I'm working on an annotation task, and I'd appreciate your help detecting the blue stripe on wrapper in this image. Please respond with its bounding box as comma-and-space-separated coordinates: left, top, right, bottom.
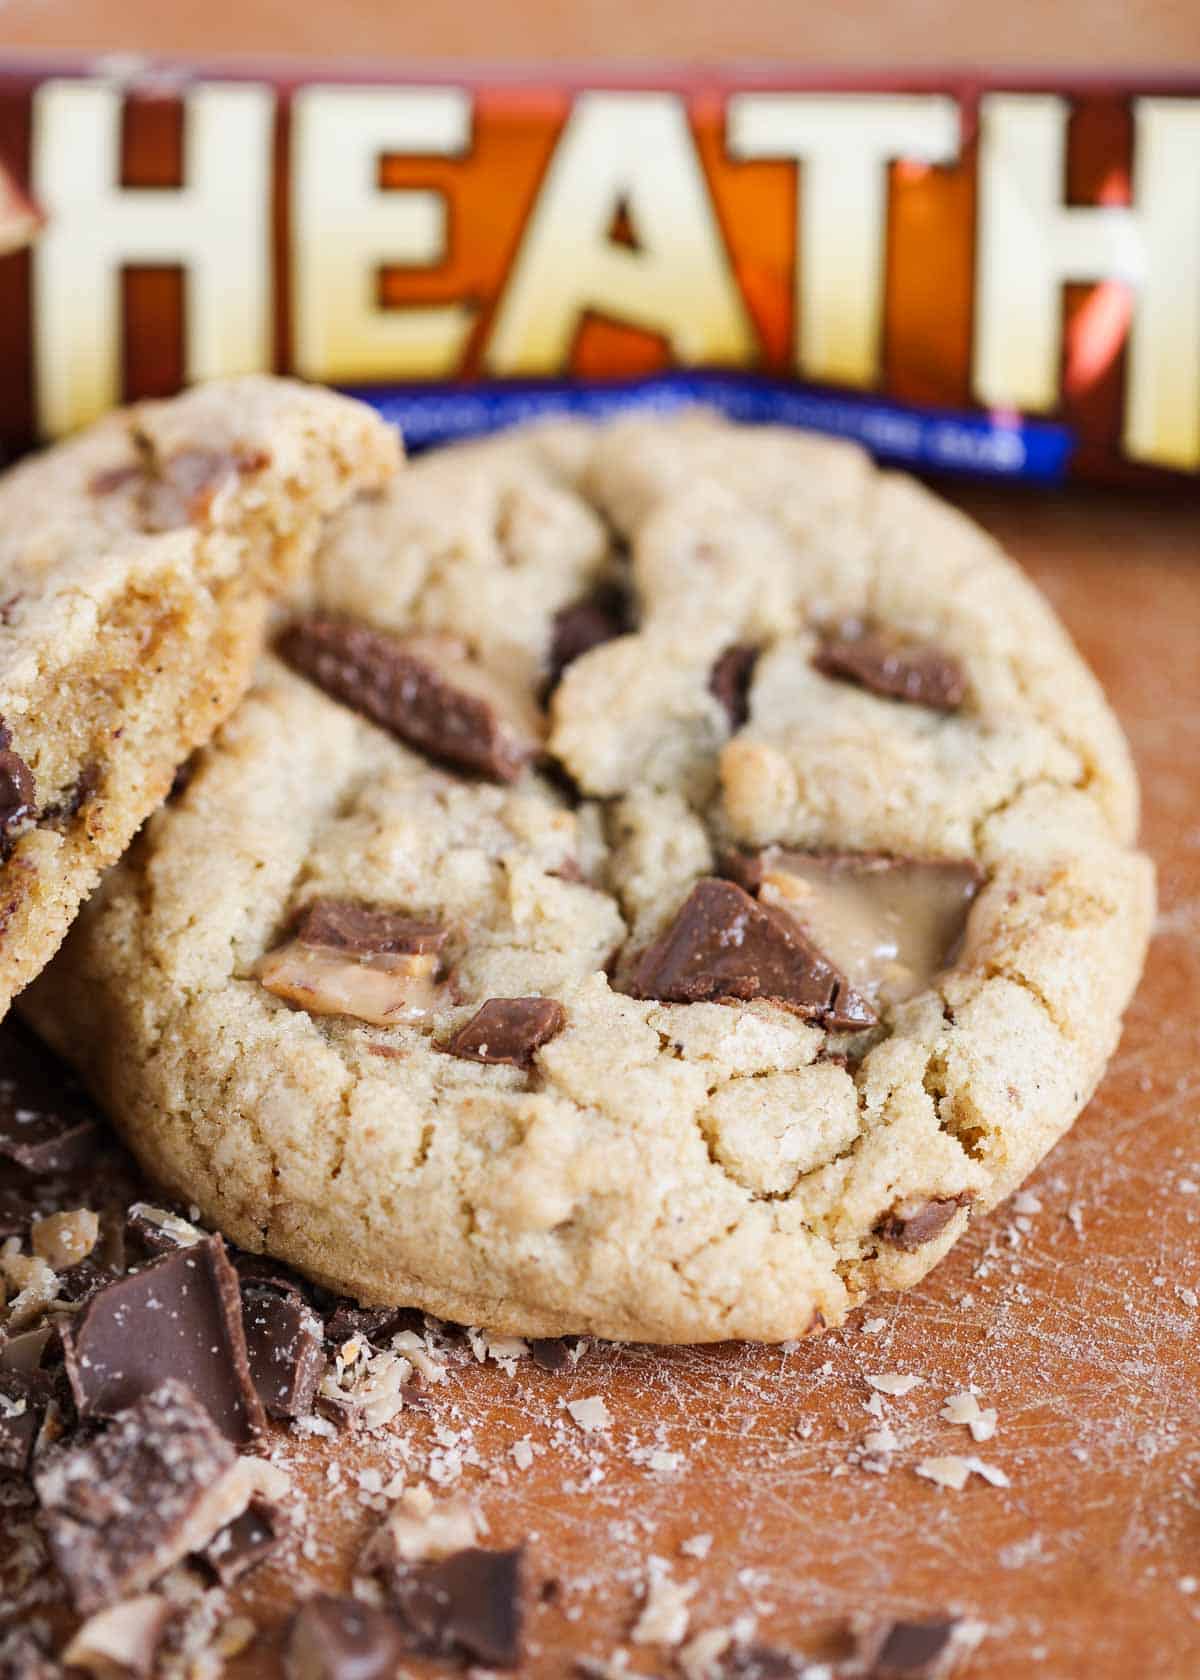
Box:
341, 372, 1075, 483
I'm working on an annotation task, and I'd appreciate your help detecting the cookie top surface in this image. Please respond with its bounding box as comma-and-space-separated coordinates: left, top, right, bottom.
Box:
0, 375, 401, 1019
25, 412, 1154, 1343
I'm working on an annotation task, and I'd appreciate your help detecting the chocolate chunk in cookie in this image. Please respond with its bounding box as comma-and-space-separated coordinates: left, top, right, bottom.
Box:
278, 617, 544, 781
60, 1232, 265, 1444
444, 998, 566, 1069
284, 1596, 407, 1680
241, 1281, 325, 1420
726, 850, 982, 1007
258, 899, 448, 1028
814, 624, 966, 711
875, 1195, 969, 1251
0, 741, 35, 834
385, 1547, 524, 1668
709, 644, 759, 730
92, 446, 272, 532
631, 878, 877, 1031
547, 586, 629, 690
34, 1380, 245, 1613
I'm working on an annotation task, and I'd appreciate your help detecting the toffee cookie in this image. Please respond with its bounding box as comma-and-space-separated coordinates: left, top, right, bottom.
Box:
0, 376, 400, 1017
24, 413, 1154, 1342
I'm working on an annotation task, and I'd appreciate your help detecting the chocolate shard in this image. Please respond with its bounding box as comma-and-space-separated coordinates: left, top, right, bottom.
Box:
0, 1627, 60, 1680
724, 849, 983, 1009
718, 1647, 814, 1679
529, 1338, 572, 1373
546, 586, 629, 690
875, 1196, 969, 1252
387, 1547, 524, 1668
0, 1022, 99, 1174
33, 1380, 244, 1614
294, 899, 446, 956
0, 746, 35, 833
242, 1281, 325, 1421
38, 764, 101, 830
709, 644, 760, 730
60, 1232, 266, 1445
278, 616, 543, 782
855, 1615, 975, 1679
200, 1493, 291, 1587
283, 1595, 407, 1680
630, 878, 878, 1032
0, 1373, 45, 1477
321, 1303, 423, 1351
813, 625, 966, 712
444, 997, 566, 1069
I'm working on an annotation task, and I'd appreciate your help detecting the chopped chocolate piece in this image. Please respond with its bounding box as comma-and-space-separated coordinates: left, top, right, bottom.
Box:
60, 1232, 265, 1445
278, 617, 543, 782
143, 446, 271, 531
719, 1647, 813, 1679
855, 1616, 975, 1678
294, 899, 446, 956
630, 878, 877, 1031
814, 625, 966, 712
734, 849, 983, 1009
709, 644, 759, 730
38, 764, 100, 830
33, 1380, 247, 1614
0, 1377, 44, 1477
201, 1493, 290, 1587
875, 1196, 969, 1251
235, 1252, 309, 1296
0, 746, 35, 832
62, 1594, 173, 1679
284, 1595, 407, 1680
529, 1338, 572, 1373
242, 1282, 325, 1420
0, 1323, 57, 1373
546, 586, 629, 690
444, 997, 566, 1069
0, 1628, 59, 1680
321, 1303, 422, 1350
386, 1547, 524, 1668
0, 1021, 100, 1174
126, 1201, 204, 1256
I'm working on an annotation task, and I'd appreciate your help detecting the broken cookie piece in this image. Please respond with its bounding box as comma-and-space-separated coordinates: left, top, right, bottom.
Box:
813, 623, 966, 712
60, 1232, 265, 1445
443, 997, 566, 1069
257, 899, 448, 1028
630, 878, 877, 1031
725, 849, 982, 1008
34, 1380, 250, 1613
278, 617, 544, 781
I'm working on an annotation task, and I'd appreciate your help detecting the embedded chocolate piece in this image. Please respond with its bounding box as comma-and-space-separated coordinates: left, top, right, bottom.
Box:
91, 447, 270, 531
33, 1380, 245, 1613
547, 587, 629, 688
242, 1282, 325, 1420
529, 1338, 572, 1373
0, 1022, 99, 1174
875, 1196, 969, 1251
386, 1547, 524, 1668
444, 997, 566, 1069
0, 746, 35, 832
729, 849, 983, 1008
278, 617, 543, 781
60, 1232, 265, 1445
284, 1595, 407, 1680
630, 878, 877, 1031
814, 625, 966, 711
294, 899, 446, 956
709, 644, 759, 730
855, 1615, 975, 1678
38, 764, 100, 830
201, 1494, 290, 1587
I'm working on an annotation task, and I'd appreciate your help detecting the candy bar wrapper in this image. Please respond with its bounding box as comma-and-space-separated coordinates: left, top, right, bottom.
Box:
0, 59, 1197, 482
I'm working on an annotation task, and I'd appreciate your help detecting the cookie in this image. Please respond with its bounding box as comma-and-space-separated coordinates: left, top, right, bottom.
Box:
0, 376, 400, 1017
23, 413, 1154, 1343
